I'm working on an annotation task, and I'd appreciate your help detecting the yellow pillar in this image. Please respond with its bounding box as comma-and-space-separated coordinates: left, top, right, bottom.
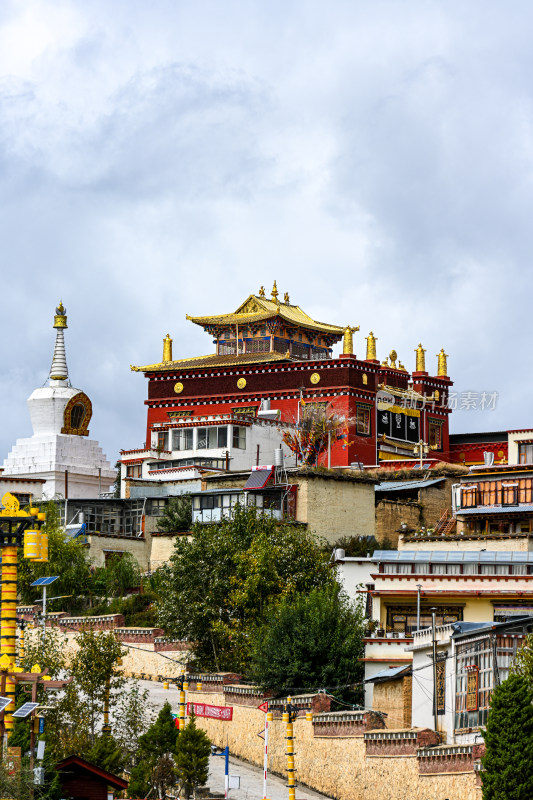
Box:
1, 547, 17, 732
179, 688, 186, 730
284, 706, 296, 800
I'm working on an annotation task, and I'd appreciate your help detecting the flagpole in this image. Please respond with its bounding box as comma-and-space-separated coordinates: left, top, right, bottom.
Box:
263, 708, 269, 800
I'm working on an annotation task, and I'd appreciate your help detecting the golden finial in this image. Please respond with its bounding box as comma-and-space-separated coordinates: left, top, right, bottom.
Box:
284, 292, 290, 303
53, 300, 67, 329
163, 333, 173, 363
271, 281, 279, 302
415, 343, 426, 372
259, 286, 266, 297
366, 332, 377, 361
381, 358, 388, 367
389, 350, 397, 369
398, 361, 407, 371
437, 348, 448, 377
343, 325, 360, 355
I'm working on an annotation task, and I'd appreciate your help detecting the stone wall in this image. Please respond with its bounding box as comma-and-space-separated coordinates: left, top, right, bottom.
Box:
86, 533, 150, 569
188, 687, 481, 800
372, 675, 412, 728
419, 479, 454, 527
375, 499, 420, 546
294, 476, 376, 543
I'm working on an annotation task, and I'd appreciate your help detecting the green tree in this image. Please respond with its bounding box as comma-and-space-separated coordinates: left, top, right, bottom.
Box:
157, 506, 334, 672
103, 552, 141, 597
17, 501, 91, 614
69, 629, 126, 743
113, 682, 154, 768
157, 495, 192, 532
482, 673, 533, 799
85, 732, 126, 775
175, 713, 211, 799
250, 583, 365, 694
128, 701, 179, 798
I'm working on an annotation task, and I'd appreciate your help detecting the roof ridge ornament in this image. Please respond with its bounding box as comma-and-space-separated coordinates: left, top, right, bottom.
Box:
271, 281, 279, 302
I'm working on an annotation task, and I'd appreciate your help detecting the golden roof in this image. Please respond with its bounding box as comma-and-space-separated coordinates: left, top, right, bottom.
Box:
186, 294, 345, 336
131, 351, 290, 373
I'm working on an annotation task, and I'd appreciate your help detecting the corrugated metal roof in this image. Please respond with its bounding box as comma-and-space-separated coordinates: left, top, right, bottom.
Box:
457, 504, 533, 515
375, 478, 445, 492
366, 666, 411, 683
373, 549, 533, 563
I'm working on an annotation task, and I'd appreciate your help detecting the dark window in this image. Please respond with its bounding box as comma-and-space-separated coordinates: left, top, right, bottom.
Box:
70, 403, 85, 429
232, 426, 246, 449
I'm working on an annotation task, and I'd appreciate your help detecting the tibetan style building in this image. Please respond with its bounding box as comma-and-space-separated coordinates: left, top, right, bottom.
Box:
124, 283, 453, 481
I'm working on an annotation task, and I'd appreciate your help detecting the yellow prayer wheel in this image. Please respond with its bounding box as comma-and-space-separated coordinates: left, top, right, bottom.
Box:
30, 508, 39, 516
37, 512, 46, 521
163, 682, 169, 690
196, 681, 202, 691
23, 529, 40, 560
183, 681, 189, 691
306, 711, 313, 721
267, 711, 273, 722
37, 530, 48, 562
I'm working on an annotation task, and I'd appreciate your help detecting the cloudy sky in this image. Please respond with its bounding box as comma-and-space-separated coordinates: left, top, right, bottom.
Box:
1, 0, 532, 466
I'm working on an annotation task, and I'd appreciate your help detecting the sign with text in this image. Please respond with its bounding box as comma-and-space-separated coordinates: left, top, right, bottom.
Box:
187, 702, 233, 721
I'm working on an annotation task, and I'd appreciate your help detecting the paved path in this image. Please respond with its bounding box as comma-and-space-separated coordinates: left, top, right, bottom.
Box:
138, 679, 333, 800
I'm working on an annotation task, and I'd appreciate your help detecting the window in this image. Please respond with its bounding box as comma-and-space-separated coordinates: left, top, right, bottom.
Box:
197, 427, 228, 449
126, 465, 142, 478
246, 339, 270, 354
157, 432, 168, 451
428, 421, 443, 450
519, 443, 533, 464
70, 403, 85, 429
172, 429, 193, 451
232, 426, 246, 449
386, 605, 463, 636
356, 405, 371, 436
148, 499, 167, 516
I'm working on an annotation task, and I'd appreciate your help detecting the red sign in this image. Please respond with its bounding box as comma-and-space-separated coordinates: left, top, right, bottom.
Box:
187, 702, 233, 721
257, 701, 269, 713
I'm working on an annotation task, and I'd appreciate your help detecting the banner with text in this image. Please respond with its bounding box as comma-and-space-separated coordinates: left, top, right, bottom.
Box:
187, 702, 233, 721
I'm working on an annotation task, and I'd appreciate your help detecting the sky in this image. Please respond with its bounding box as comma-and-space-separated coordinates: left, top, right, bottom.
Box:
1, 0, 533, 466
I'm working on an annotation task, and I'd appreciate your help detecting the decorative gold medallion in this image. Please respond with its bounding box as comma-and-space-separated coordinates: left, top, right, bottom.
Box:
174, 382, 184, 394
237, 377, 247, 389
310, 372, 320, 384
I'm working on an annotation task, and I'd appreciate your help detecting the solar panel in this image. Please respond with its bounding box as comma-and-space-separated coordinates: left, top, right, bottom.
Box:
0, 697, 13, 713
31, 577, 59, 587
12, 702, 39, 718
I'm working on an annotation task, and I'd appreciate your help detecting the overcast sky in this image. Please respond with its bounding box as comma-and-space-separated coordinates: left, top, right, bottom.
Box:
1, 0, 532, 466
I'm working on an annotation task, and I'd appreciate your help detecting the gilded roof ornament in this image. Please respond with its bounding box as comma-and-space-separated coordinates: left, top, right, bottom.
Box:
259, 286, 266, 297
389, 350, 398, 369
271, 281, 279, 302
366, 332, 377, 361
415, 343, 426, 373
53, 301, 67, 329
284, 292, 290, 303
163, 333, 173, 363
437, 348, 449, 377
343, 325, 360, 355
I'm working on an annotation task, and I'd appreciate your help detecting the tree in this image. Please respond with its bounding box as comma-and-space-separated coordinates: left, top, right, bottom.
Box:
157, 506, 334, 672
157, 495, 192, 532
85, 732, 126, 775
175, 713, 211, 799
128, 701, 179, 798
482, 673, 533, 799
282, 404, 352, 466
249, 583, 365, 695
113, 682, 154, 769
17, 501, 92, 613
103, 552, 141, 597
69, 629, 126, 743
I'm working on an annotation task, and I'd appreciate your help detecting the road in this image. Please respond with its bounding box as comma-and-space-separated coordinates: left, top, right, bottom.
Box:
139, 679, 333, 800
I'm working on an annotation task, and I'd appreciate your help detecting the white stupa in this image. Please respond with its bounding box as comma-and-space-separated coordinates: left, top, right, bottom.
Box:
2, 303, 116, 499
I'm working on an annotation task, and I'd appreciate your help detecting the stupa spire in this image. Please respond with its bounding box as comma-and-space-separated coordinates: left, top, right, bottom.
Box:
49, 302, 69, 383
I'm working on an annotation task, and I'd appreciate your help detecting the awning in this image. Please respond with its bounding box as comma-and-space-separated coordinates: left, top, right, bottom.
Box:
243, 468, 274, 490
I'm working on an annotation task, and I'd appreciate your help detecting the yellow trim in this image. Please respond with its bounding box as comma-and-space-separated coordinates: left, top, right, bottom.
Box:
377, 403, 420, 418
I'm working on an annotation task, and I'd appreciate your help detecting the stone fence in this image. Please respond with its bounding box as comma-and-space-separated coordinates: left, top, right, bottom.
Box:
186, 685, 483, 800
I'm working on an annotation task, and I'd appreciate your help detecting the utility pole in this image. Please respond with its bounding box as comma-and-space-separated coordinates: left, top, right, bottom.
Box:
431, 607, 438, 733
283, 698, 298, 800
175, 674, 188, 730
416, 584, 422, 631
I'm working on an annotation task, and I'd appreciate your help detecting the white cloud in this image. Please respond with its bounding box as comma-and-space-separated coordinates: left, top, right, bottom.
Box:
1, 0, 533, 463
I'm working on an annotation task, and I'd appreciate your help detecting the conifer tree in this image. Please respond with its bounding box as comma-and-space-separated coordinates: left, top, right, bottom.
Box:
482, 673, 533, 799
175, 713, 211, 799
128, 701, 179, 798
